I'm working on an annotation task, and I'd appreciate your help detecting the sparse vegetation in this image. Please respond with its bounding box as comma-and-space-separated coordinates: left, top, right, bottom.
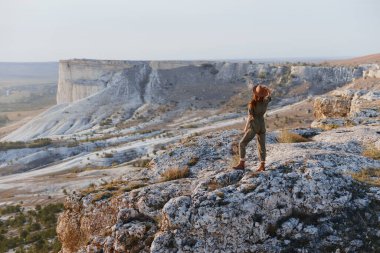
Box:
160, 167, 190, 182
180, 124, 198, 129
66, 140, 79, 147
277, 131, 310, 143
207, 180, 224, 191
123, 181, 146, 192
0, 138, 52, 150
80, 182, 99, 195
103, 152, 114, 158
215, 191, 224, 198
362, 144, 380, 160
322, 124, 340, 130
0, 203, 64, 253
80, 178, 147, 198
132, 159, 151, 168
351, 168, 380, 186
240, 184, 257, 194
258, 72, 266, 79
99, 118, 113, 126
92, 191, 113, 202
187, 156, 199, 166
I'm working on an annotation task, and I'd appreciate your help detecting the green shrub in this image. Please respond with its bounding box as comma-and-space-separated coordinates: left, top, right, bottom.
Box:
0, 203, 63, 253
0, 205, 21, 215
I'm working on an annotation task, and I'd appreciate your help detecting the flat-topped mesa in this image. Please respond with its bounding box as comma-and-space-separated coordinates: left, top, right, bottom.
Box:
57, 59, 365, 104
56, 59, 257, 104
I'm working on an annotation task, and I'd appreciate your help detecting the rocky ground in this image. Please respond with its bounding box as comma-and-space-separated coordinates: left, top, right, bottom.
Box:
57, 104, 380, 252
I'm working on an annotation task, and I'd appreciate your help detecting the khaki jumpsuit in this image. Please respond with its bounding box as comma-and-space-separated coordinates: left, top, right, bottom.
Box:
239, 95, 271, 162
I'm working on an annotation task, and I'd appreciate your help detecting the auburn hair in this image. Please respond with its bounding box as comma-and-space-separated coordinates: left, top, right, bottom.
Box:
248, 85, 264, 111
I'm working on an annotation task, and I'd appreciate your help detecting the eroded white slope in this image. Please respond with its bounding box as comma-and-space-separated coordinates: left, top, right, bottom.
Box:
2, 60, 363, 141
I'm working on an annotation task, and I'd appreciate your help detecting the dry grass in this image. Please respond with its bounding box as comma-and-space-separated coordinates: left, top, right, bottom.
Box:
240, 183, 257, 194
160, 167, 190, 182
277, 131, 310, 143
187, 156, 199, 166
80, 183, 99, 195
207, 180, 224, 191
351, 168, 380, 186
131, 159, 152, 168
123, 181, 147, 192
215, 191, 224, 198
321, 124, 340, 131
92, 192, 113, 202
362, 144, 380, 160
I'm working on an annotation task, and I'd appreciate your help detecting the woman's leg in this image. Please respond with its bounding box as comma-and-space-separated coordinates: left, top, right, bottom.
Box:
256, 132, 266, 162
239, 128, 256, 160
256, 132, 266, 171
233, 128, 256, 170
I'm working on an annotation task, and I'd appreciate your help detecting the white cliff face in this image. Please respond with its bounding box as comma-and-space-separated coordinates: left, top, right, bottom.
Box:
2, 60, 363, 141
57, 60, 134, 104
290, 66, 361, 89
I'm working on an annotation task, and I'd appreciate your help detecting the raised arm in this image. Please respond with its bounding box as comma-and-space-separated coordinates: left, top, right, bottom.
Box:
264, 87, 272, 102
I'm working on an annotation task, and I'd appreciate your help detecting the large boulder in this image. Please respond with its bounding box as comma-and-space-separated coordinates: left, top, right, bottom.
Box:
312, 89, 380, 128
313, 90, 354, 119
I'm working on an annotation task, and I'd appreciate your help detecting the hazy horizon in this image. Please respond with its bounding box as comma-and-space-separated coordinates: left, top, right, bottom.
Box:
0, 55, 374, 64
1, 0, 379, 62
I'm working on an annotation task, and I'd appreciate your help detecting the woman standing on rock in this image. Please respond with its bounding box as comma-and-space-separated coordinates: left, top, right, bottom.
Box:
233, 84, 272, 171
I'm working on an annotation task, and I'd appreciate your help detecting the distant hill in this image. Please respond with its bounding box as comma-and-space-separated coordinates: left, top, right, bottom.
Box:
327, 53, 380, 66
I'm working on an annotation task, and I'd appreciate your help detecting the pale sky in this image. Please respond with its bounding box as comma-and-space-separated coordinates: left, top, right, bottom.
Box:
0, 0, 379, 62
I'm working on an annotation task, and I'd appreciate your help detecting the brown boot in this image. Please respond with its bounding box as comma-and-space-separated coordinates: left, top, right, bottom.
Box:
256, 162, 265, 172
232, 160, 245, 170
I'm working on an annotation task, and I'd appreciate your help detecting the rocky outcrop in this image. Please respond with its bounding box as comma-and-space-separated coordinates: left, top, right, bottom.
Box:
313, 91, 353, 119
2, 60, 363, 141
312, 89, 380, 128
362, 64, 380, 78
57, 124, 380, 252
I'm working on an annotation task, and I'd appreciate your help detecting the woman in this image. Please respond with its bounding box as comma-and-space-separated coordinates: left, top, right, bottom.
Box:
232, 84, 272, 172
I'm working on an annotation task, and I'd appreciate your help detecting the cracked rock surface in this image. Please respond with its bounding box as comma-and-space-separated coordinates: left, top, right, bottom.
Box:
57, 123, 380, 252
